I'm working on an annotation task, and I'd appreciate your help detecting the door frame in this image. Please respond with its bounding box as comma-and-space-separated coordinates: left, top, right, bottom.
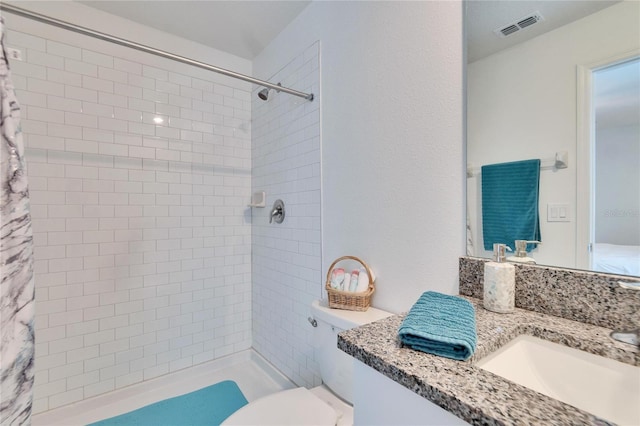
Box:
576, 49, 640, 270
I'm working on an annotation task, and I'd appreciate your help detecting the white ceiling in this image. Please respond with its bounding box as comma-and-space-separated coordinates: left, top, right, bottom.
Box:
78, 0, 311, 60
79, 1, 622, 63
78, 0, 636, 128
466, 0, 621, 63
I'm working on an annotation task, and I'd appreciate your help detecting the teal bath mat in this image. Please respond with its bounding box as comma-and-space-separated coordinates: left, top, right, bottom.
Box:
88, 380, 248, 426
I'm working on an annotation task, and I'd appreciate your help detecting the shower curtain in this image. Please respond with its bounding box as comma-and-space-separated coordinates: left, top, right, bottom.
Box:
0, 17, 36, 426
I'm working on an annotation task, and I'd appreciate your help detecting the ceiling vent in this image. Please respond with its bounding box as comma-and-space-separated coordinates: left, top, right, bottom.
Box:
495, 12, 545, 38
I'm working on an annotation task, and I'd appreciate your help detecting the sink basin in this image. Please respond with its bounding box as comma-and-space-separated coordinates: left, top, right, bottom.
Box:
476, 335, 640, 425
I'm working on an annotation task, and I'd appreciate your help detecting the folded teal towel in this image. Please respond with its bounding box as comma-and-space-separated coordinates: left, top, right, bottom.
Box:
481, 159, 541, 251
398, 291, 477, 361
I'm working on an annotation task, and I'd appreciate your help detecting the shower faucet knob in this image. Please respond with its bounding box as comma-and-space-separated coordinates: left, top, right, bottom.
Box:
269, 199, 285, 224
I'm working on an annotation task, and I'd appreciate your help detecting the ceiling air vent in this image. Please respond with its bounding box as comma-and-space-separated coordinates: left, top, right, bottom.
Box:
495, 11, 545, 38
500, 25, 520, 37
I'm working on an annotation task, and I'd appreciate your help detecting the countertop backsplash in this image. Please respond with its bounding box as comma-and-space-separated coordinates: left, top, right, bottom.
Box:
459, 256, 640, 330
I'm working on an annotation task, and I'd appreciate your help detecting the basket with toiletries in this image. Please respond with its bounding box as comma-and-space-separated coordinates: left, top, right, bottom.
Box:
325, 255, 375, 311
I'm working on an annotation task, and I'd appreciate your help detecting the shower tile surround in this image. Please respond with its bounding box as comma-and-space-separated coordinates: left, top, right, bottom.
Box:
5, 24, 253, 412
251, 42, 322, 388
338, 258, 640, 424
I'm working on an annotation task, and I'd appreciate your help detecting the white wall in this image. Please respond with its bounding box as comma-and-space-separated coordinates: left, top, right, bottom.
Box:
6, 0, 466, 408
251, 42, 321, 388
595, 125, 640, 245
4, 2, 253, 412
255, 1, 465, 317
467, 1, 640, 267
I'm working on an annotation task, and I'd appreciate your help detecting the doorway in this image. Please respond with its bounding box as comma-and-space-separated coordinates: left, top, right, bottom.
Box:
577, 53, 640, 275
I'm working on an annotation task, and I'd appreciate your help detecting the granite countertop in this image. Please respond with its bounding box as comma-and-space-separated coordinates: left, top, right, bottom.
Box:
337, 297, 639, 426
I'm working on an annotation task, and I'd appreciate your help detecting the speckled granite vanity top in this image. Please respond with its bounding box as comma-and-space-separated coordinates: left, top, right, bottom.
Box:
338, 297, 639, 426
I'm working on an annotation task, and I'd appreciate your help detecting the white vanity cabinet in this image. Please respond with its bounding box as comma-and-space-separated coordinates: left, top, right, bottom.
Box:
353, 360, 470, 426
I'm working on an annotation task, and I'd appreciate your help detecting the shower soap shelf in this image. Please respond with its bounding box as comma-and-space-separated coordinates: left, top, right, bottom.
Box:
248, 191, 266, 208
325, 255, 375, 312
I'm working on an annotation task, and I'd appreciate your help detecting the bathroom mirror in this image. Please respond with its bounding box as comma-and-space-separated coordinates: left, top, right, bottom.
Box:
465, 0, 640, 277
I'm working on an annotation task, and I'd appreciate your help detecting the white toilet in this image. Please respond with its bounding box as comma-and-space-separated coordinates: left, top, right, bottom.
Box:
222, 299, 392, 425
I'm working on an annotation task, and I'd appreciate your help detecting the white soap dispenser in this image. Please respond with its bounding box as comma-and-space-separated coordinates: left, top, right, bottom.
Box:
484, 243, 515, 314
506, 240, 540, 264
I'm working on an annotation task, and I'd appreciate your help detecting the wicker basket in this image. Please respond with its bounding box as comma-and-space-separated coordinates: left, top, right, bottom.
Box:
325, 255, 375, 311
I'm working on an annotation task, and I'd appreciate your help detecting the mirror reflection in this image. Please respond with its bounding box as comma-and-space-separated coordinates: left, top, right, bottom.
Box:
466, 0, 640, 276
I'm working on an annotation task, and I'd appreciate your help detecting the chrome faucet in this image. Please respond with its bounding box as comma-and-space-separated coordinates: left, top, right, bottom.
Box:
610, 281, 640, 347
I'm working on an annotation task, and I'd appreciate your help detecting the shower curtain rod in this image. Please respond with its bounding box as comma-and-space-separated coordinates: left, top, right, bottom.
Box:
0, 3, 314, 101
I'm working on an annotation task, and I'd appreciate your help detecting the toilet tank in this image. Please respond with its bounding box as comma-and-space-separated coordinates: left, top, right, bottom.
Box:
311, 300, 392, 404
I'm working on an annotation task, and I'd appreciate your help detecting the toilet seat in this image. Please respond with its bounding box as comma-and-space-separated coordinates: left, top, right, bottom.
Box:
221, 387, 339, 425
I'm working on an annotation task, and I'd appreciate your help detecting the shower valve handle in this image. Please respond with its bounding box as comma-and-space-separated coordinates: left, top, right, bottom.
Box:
269, 199, 285, 224
269, 207, 281, 223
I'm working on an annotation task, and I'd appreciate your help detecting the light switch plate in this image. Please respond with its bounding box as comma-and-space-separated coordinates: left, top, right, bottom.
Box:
547, 203, 570, 222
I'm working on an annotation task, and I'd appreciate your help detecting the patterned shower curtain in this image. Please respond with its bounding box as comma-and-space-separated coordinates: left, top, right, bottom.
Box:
0, 16, 36, 426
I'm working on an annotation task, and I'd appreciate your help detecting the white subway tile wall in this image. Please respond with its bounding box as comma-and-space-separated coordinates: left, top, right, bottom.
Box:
251, 42, 322, 387
6, 26, 252, 412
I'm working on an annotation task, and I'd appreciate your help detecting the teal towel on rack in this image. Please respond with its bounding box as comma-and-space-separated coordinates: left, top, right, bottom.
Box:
481, 159, 541, 251
398, 292, 477, 361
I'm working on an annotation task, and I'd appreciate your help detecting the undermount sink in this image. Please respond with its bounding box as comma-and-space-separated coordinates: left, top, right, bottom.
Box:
476, 335, 640, 425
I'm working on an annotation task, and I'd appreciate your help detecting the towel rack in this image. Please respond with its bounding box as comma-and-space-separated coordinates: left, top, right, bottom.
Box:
466, 151, 568, 178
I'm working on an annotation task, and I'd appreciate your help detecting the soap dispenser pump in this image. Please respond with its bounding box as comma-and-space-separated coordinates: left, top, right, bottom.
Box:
507, 240, 541, 264
484, 243, 515, 314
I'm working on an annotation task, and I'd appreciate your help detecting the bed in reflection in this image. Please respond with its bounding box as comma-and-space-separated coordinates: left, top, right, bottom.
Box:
592, 243, 640, 276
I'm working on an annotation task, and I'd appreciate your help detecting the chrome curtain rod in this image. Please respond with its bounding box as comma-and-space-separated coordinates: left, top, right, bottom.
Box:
0, 3, 314, 101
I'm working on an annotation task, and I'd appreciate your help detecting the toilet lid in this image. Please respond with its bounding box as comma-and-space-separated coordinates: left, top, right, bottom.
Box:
221, 387, 338, 426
